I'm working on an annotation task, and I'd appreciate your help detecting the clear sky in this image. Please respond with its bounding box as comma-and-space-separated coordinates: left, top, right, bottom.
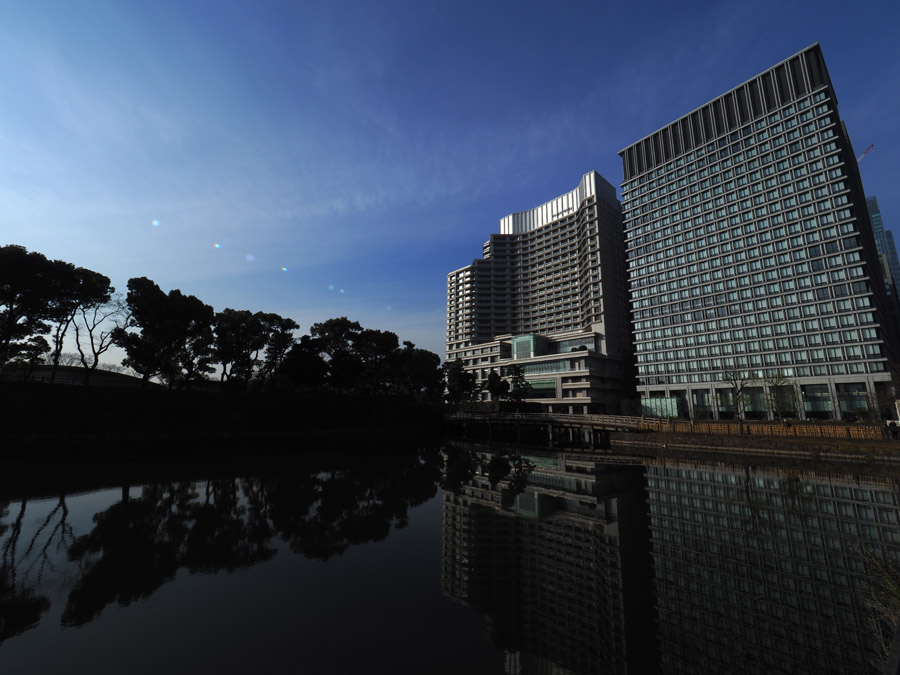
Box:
1, 0, 897, 360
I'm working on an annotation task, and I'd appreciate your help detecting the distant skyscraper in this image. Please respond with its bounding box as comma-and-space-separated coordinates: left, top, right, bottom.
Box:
619, 44, 896, 420
886, 231, 900, 294
446, 171, 632, 413
867, 196, 900, 289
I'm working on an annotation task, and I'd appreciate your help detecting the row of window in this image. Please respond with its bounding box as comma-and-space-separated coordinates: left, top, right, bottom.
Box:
634, 298, 874, 332
638, 316, 879, 346
638, 327, 880, 357
625, 124, 838, 215
626, 140, 842, 232
638, 346, 881, 373
626, 139, 845, 231
637, 309, 878, 344
622, 91, 831, 196
633, 242, 861, 300
628, 205, 854, 276
638, 361, 886, 385
638, 341, 883, 365
624, 126, 839, 217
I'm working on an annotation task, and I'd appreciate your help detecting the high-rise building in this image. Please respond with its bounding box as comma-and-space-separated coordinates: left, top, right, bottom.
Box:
885, 231, 900, 292
866, 196, 900, 290
446, 171, 632, 413
864, 196, 900, 336
619, 44, 896, 420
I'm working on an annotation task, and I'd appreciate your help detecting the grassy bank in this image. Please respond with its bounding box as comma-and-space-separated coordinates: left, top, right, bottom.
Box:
0, 382, 442, 456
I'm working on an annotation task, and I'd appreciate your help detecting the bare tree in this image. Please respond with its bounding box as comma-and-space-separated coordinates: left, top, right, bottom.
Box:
764, 370, 796, 422
46, 267, 113, 384
74, 294, 129, 385
722, 369, 752, 422
42, 352, 81, 367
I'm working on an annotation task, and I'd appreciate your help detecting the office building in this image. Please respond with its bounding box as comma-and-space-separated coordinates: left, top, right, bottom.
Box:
446, 171, 632, 413
619, 44, 896, 420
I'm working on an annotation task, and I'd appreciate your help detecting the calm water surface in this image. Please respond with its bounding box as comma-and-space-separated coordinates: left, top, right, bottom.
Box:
2, 447, 899, 674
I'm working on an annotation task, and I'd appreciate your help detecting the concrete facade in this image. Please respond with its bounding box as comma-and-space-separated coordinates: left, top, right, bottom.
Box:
446, 171, 633, 413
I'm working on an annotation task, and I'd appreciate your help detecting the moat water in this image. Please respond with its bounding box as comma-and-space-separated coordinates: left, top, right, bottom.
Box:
1, 446, 898, 674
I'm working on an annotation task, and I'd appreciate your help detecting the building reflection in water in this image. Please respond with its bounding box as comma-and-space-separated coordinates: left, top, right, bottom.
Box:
441, 448, 657, 674
440, 445, 900, 675
646, 462, 900, 675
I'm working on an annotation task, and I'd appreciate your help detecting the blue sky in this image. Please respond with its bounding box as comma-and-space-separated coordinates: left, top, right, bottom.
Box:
2, 0, 898, 359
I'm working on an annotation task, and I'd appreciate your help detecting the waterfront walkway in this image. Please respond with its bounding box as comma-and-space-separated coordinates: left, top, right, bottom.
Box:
448, 412, 887, 441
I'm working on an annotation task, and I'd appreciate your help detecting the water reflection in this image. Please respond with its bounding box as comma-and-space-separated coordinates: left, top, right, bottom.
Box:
0, 451, 441, 644
441, 445, 900, 674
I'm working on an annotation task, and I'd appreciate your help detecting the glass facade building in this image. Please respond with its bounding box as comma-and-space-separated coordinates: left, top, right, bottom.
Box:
866, 195, 900, 295
618, 44, 897, 420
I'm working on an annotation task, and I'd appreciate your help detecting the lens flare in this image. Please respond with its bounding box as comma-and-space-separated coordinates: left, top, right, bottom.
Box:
152, 219, 160, 227
281, 266, 288, 272
214, 243, 222, 249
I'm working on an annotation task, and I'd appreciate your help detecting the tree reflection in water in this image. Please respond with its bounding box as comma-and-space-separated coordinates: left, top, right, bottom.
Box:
0, 449, 441, 639
1, 495, 70, 643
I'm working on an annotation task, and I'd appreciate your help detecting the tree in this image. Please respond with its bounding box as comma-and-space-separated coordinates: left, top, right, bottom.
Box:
212, 310, 299, 388
256, 313, 299, 384
74, 294, 129, 385
213, 309, 268, 386
764, 370, 796, 421
0, 247, 111, 379
46, 267, 113, 384
168, 291, 215, 387
722, 369, 752, 421
281, 335, 328, 390
0, 246, 63, 367
443, 359, 476, 404
3, 336, 50, 381
506, 364, 531, 403
43, 351, 81, 367
352, 327, 399, 394
309, 317, 362, 359
309, 317, 364, 393
485, 368, 509, 401
386, 341, 443, 403
113, 278, 215, 388
487, 455, 512, 488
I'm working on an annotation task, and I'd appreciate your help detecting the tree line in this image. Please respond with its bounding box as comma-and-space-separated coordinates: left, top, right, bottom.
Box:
0, 245, 442, 400
443, 360, 531, 404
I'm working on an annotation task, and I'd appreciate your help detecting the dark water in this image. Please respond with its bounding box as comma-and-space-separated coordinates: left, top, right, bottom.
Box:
2, 447, 899, 674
